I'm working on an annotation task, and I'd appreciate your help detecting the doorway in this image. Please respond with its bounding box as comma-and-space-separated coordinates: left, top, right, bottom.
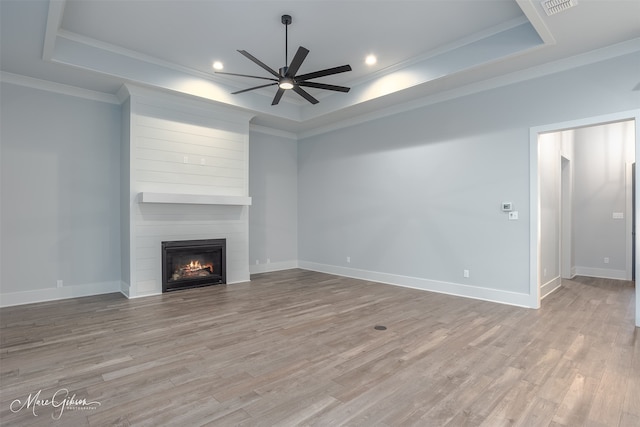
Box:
529, 110, 640, 328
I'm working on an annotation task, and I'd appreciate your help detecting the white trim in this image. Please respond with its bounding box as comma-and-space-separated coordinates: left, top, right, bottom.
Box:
120, 281, 130, 298
0, 72, 120, 104
0, 281, 122, 307
541, 276, 562, 299
574, 267, 628, 281
139, 192, 252, 206
298, 261, 532, 308
125, 291, 160, 299
250, 260, 299, 275
529, 126, 541, 308
626, 162, 634, 281
250, 124, 298, 140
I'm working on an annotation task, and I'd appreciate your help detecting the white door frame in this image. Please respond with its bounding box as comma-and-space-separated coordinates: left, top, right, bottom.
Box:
529, 109, 640, 327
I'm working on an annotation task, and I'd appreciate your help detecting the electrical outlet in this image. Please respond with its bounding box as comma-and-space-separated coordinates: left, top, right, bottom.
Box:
267, 258, 271, 264
463, 269, 469, 278
255, 260, 259, 265
604, 257, 610, 264
183, 156, 188, 164
508, 211, 519, 220
57, 280, 63, 288
347, 256, 351, 263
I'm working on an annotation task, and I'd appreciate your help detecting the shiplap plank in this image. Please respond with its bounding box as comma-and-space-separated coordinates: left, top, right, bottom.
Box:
136, 138, 245, 160
135, 159, 245, 179
135, 128, 245, 151
136, 170, 244, 188
134, 148, 244, 169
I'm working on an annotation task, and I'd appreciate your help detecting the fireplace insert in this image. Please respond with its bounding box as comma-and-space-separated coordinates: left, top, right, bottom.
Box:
161, 239, 226, 292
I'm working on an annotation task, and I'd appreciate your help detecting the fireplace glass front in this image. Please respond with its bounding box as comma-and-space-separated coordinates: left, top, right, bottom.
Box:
162, 239, 226, 292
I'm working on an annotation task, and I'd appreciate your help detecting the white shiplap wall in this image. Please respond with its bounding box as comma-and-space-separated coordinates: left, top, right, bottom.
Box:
120, 85, 254, 297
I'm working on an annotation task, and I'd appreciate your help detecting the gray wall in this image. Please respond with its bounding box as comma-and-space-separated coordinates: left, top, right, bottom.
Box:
298, 51, 640, 302
0, 83, 121, 299
573, 121, 635, 278
538, 131, 562, 288
249, 129, 298, 273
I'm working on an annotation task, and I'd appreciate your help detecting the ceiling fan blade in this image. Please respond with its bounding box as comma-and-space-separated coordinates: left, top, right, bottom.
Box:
272, 88, 285, 105
286, 46, 309, 77
293, 86, 319, 104
232, 82, 278, 95
296, 65, 352, 81
238, 50, 280, 78
298, 81, 350, 93
215, 71, 278, 82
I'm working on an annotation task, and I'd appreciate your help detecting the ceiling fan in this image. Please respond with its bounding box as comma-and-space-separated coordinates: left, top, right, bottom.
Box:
216, 14, 352, 106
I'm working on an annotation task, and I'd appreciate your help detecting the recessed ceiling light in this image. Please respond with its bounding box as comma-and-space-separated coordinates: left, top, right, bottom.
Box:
365, 55, 377, 66
212, 61, 224, 70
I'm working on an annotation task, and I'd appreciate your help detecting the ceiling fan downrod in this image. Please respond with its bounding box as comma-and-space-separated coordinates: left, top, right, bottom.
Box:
282, 14, 292, 76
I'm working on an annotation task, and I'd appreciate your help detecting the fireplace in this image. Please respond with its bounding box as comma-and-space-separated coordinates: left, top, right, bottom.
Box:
162, 239, 226, 292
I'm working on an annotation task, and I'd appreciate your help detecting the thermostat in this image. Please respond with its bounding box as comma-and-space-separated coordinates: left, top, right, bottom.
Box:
501, 202, 513, 212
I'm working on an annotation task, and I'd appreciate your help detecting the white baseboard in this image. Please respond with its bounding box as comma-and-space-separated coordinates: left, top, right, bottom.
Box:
0, 281, 122, 307
574, 266, 627, 280
250, 260, 299, 275
298, 261, 533, 308
541, 276, 562, 299
120, 280, 130, 298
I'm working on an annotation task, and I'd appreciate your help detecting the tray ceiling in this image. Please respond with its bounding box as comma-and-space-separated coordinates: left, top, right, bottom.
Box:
1, 0, 639, 133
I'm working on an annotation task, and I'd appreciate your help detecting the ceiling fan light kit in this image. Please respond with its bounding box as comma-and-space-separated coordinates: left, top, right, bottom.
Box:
216, 14, 352, 105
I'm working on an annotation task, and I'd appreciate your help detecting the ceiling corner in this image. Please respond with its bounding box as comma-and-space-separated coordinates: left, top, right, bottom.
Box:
515, 0, 556, 45
43, 0, 66, 61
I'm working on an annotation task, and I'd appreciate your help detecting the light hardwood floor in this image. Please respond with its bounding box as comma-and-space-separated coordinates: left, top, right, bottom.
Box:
1, 270, 638, 426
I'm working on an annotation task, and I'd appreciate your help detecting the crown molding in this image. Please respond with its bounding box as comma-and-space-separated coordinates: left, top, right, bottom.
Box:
250, 124, 298, 140
298, 38, 640, 139
0, 71, 119, 104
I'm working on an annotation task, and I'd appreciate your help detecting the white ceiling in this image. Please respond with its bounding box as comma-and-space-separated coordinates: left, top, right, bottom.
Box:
1, 0, 639, 133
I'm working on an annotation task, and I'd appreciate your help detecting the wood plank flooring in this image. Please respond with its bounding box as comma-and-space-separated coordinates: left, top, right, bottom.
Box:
0, 270, 637, 426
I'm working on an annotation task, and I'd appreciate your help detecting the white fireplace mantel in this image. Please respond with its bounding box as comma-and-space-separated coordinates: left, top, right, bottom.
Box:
139, 192, 252, 206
